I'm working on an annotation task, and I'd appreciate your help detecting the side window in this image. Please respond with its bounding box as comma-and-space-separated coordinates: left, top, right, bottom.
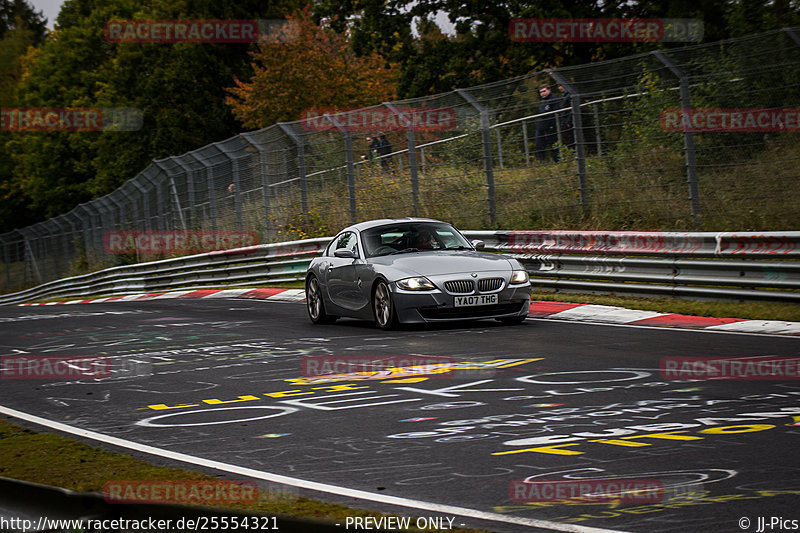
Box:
334, 232, 359, 257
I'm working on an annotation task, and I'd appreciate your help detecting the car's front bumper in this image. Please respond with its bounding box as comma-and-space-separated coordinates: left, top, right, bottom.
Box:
391, 282, 531, 324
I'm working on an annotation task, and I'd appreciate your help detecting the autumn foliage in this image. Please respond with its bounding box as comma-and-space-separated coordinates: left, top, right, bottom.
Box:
226, 7, 398, 129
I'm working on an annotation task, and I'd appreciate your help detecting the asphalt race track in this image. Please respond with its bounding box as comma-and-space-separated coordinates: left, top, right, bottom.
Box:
1, 298, 799, 532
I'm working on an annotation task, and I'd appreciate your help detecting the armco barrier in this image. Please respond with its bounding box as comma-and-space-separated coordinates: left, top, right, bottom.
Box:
0, 231, 798, 306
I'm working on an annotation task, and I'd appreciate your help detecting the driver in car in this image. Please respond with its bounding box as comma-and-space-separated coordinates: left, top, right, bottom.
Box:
414, 229, 436, 250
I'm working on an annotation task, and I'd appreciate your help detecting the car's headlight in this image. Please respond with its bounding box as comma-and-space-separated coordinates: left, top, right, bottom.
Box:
396, 277, 436, 290
510, 270, 529, 284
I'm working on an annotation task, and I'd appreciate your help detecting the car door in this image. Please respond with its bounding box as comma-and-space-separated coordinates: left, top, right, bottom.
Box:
325, 232, 364, 310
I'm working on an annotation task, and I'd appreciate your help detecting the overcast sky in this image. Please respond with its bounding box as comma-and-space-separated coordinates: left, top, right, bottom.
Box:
29, 0, 63, 28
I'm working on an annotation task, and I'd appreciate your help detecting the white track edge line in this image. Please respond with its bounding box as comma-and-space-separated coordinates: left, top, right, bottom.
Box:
0, 405, 627, 533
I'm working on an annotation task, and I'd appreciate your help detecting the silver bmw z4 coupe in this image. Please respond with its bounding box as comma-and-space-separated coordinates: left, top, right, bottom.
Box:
304, 218, 531, 329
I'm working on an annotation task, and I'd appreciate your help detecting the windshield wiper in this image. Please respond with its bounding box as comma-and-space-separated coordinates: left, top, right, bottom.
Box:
444, 246, 471, 250
391, 247, 420, 254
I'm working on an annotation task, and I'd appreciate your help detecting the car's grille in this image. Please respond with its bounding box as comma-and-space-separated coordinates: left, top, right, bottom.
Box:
478, 278, 503, 292
444, 280, 474, 294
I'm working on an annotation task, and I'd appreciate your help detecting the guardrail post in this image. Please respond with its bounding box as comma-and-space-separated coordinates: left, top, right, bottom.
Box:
455, 88, 496, 225
653, 51, 701, 227
384, 102, 420, 216
547, 70, 589, 212
278, 123, 309, 216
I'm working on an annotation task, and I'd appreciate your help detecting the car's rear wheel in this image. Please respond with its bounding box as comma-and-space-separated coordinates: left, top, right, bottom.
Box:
373, 279, 397, 330
306, 275, 336, 324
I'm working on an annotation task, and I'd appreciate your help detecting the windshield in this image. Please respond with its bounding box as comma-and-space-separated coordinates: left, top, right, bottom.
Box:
361, 222, 473, 257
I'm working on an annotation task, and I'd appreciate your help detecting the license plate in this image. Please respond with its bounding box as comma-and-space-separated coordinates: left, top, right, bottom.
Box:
454, 294, 498, 307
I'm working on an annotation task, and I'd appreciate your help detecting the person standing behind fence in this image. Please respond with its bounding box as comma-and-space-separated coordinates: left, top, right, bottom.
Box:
361, 135, 382, 162
535, 85, 559, 162
377, 133, 393, 170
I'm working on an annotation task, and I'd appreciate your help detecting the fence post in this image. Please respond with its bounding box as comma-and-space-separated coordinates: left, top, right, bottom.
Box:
187, 151, 218, 231
169, 156, 197, 230
593, 103, 602, 155
319, 114, 358, 224
522, 120, 530, 165
0, 235, 9, 291
547, 70, 589, 211
240, 132, 273, 238
153, 160, 188, 233
455, 88, 496, 225
384, 102, 420, 217
653, 50, 701, 226
278, 123, 309, 216
213, 143, 244, 230
495, 129, 504, 169
62, 212, 82, 270
783, 27, 800, 46
139, 165, 166, 232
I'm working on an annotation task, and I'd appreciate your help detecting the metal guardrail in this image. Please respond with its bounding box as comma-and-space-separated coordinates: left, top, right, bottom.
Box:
471, 230, 800, 302
0, 231, 798, 306
0, 238, 328, 306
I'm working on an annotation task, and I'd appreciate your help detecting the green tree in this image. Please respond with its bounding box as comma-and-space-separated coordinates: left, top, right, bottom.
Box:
226, 7, 398, 129
0, 0, 45, 231
3, 0, 304, 229
0, 0, 46, 43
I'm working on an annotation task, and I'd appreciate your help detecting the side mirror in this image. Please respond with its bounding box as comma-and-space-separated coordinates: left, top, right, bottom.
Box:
334, 249, 356, 259
471, 240, 485, 251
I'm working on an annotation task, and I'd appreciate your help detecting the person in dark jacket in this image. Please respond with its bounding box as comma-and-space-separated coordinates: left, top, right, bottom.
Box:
535, 85, 560, 162
377, 133, 393, 170
362, 135, 382, 162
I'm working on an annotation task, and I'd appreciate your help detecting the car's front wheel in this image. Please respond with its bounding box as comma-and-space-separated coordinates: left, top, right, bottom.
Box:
306, 275, 336, 324
372, 279, 397, 330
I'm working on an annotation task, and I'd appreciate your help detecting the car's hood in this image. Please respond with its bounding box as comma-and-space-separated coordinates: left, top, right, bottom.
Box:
369, 251, 514, 278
